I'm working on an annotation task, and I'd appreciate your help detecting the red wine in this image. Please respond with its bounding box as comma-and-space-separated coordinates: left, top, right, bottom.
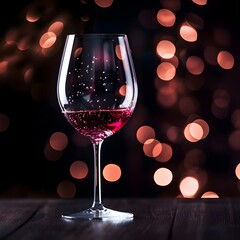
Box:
63, 109, 133, 143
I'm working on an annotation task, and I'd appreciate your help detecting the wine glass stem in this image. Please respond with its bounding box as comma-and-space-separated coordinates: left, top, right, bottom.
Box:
91, 140, 104, 210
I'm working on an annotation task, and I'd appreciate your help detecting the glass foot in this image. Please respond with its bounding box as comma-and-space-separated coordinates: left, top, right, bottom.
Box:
62, 206, 134, 221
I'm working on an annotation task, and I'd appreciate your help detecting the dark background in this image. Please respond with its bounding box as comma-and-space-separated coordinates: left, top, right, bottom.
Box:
1, 0, 240, 199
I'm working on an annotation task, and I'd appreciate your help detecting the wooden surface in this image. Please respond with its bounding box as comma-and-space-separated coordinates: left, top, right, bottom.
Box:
0, 198, 240, 239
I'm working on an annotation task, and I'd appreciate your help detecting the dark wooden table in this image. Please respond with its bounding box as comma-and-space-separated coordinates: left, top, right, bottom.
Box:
0, 198, 240, 239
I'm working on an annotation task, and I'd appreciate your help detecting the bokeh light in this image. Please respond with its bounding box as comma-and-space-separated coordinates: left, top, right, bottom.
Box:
185, 12, 204, 29
231, 109, 240, 129
0, 61, 8, 74
103, 164, 121, 182
154, 143, 173, 162
166, 126, 181, 143
186, 56, 205, 75
179, 176, 199, 198
57, 180, 76, 198
156, 62, 176, 81
95, 0, 113, 8
201, 191, 219, 198
229, 131, 240, 151
184, 122, 203, 142
49, 132, 68, 151
217, 51, 234, 70
211, 89, 230, 119
143, 139, 162, 158
70, 161, 88, 179
192, 0, 207, 6
39, 32, 57, 49
115, 44, 125, 60
154, 168, 173, 186
48, 21, 64, 36
119, 85, 127, 96
0, 113, 9, 132
235, 163, 240, 180
160, 0, 181, 11
179, 23, 198, 42
156, 40, 176, 59
136, 125, 156, 143
26, 8, 41, 22
156, 9, 176, 27
183, 118, 209, 142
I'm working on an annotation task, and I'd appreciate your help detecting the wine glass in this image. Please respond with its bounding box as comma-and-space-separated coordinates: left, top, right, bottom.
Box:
57, 33, 138, 221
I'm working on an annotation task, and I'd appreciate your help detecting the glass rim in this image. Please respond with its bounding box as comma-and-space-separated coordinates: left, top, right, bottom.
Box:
66, 33, 127, 37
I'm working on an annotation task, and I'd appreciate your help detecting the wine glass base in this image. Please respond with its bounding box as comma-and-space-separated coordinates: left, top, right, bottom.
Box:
61, 206, 134, 221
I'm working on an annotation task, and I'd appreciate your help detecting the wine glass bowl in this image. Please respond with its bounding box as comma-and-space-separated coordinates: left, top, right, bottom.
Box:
57, 33, 138, 220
